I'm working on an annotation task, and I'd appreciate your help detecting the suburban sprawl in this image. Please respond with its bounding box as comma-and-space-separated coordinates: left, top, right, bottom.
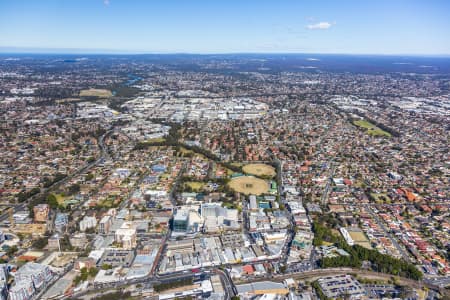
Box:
0, 54, 449, 300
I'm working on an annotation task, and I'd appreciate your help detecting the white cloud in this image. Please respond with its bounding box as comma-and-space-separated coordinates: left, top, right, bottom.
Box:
103, 0, 110, 6
306, 22, 333, 30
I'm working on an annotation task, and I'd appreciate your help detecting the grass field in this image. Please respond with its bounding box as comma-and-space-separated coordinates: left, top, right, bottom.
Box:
160, 173, 171, 180
146, 137, 165, 143
321, 241, 334, 246
179, 147, 195, 156
348, 230, 372, 249
98, 198, 116, 208
370, 193, 391, 203
56, 98, 81, 104
353, 120, 391, 137
79, 88, 113, 98
242, 163, 276, 177
54, 193, 67, 206
348, 231, 368, 242
184, 181, 205, 191
228, 176, 269, 195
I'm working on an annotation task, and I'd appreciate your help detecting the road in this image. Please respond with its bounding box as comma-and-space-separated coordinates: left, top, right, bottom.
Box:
424, 276, 450, 289
365, 204, 413, 263
69, 268, 236, 299
214, 268, 236, 298
320, 161, 336, 205
307, 117, 338, 206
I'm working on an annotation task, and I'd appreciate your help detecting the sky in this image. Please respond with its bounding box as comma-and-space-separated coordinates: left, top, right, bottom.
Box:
0, 0, 449, 55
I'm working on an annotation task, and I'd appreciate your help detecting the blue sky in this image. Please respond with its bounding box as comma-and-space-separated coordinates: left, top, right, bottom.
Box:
0, 0, 449, 55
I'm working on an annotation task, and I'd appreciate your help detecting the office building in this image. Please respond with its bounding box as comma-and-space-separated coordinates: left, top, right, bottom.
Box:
99, 215, 112, 234
79, 216, 97, 232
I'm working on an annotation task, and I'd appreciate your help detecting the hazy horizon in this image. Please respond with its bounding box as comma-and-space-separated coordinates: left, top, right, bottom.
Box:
1, 47, 450, 58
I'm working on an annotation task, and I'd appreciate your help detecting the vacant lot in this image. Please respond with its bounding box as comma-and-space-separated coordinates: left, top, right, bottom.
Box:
243, 163, 276, 177
228, 176, 269, 195
79, 88, 112, 98
353, 120, 391, 137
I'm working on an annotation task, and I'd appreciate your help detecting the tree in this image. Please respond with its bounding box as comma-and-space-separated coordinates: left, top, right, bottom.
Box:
47, 194, 58, 209
312, 281, 330, 300
73, 275, 82, 286
17, 187, 40, 202
88, 267, 99, 277
67, 183, 81, 195
313, 220, 422, 280
33, 237, 49, 249
6, 245, 18, 256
